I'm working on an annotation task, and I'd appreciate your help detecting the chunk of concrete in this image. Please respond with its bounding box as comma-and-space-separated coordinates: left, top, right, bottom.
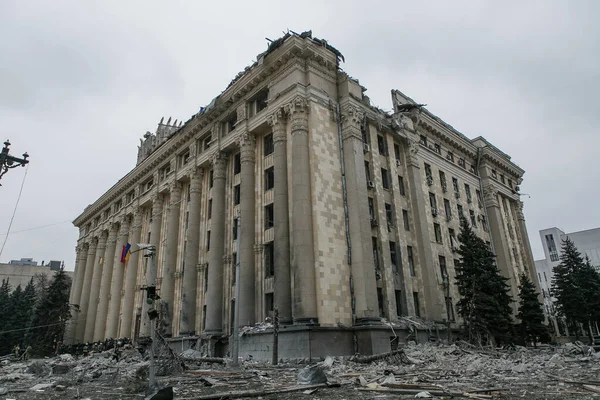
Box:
297, 365, 327, 385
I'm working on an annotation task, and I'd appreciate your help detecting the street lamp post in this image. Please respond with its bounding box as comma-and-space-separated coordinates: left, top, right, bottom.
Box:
0, 140, 29, 185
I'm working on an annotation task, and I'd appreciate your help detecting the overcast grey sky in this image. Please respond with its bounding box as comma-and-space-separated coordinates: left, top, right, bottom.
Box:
0, 0, 598, 270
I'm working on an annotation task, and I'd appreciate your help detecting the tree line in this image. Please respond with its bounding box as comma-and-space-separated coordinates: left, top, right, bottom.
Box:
454, 216, 600, 347
0, 268, 71, 356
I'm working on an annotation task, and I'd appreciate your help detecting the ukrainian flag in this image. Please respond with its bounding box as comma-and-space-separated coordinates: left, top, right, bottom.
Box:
121, 243, 131, 263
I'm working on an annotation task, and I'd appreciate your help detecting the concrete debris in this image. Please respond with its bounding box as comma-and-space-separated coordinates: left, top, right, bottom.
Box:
1, 341, 600, 398
415, 391, 433, 398
297, 364, 328, 385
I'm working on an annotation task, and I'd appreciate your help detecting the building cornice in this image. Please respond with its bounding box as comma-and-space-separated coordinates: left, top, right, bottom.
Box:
74, 35, 339, 227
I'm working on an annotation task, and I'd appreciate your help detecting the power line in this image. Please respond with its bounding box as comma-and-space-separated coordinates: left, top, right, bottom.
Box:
0, 220, 71, 236
0, 165, 29, 259
0, 320, 67, 335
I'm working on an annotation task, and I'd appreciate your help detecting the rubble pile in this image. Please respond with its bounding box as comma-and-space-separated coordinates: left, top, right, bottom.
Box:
1, 342, 599, 399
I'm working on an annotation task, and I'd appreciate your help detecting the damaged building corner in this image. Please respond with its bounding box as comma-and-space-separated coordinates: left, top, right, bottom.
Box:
66, 30, 539, 361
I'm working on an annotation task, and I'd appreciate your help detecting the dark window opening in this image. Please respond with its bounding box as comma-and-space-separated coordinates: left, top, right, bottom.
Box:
234, 153, 241, 174
264, 204, 274, 229
264, 133, 274, 156
377, 287, 385, 317
264, 242, 274, 277
264, 167, 274, 190
233, 184, 240, 205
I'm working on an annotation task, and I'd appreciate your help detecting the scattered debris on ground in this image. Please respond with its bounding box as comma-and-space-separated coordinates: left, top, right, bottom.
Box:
1, 341, 600, 399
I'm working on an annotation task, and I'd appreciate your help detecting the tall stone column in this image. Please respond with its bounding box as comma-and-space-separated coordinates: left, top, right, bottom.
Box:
161, 182, 182, 334
94, 223, 118, 341
66, 243, 88, 344
269, 110, 292, 323
77, 238, 98, 343
121, 210, 143, 338
83, 231, 108, 342
286, 96, 318, 324
238, 132, 256, 326
204, 152, 227, 335
340, 104, 380, 323
515, 201, 538, 286
483, 185, 519, 304
106, 216, 130, 339
406, 140, 442, 320
141, 194, 164, 336
180, 169, 203, 335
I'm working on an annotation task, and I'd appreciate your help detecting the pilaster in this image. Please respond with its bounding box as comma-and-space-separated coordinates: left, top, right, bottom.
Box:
238, 132, 256, 327
77, 238, 98, 342
285, 96, 318, 324
66, 243, 88, 344
106, 216, 130, 339
141, 193, 164, 336
83, 230, 108, 342
483, 184, 519, 304
269, 109, 292, 323
204, 151, 228, 335
180, 168, 203, 335
121, 210, 143, 338
161, 182, 182, 335
404, 138, 443, 320
340, 103, 380, 323
94, 222, 118, 341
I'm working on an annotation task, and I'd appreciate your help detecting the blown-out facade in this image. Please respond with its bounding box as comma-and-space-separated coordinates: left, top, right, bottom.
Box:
68, 32, 538, 358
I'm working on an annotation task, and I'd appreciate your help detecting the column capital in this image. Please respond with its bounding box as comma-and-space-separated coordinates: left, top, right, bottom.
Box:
285, 96, 309, 134
406, 138, 420, 168
196, 263, 207, 272
97, 231, 108, 250
119, 216, 130, 235
132, 208, 143, 227
238, 132, 256, 164
253, 243, 264, 254
210, 151, 228, 179
483, 184, 500, 208
223, 255, 232, 264
189, 168, 204, 194
88, 238, 98, 251
516, 201, 525, 221
268, 108, 287, 143
340, 103, 364, 141
169, 181, 183, 205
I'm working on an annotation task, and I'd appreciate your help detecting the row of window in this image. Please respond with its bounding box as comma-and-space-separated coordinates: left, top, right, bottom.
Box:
428, 192, 488, 230
419, 135, 475, 174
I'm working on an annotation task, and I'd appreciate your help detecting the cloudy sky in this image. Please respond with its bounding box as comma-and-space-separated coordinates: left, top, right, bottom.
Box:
0, 0, 598, 270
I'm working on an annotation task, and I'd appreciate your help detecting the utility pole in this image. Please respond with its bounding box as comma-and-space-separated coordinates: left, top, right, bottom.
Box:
0, 140, 29, 185
232, 213, 241, 366
272, 307, 279, 365
135, 244, 157, 391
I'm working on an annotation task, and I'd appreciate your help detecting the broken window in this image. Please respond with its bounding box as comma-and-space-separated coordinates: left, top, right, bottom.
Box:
389, 241, 398, 273
439, 256, 448, 283
264, 167, 274, 191
377, 135, 387, 156
368, 197, 375, 221
407, 246, 415, 277
403, 209, 410, 231
434, 223, 442, 244
263, 133, 274, 156
234, 153, 241, 175
233, 184, 240, 206
264, 204, 274, 229
264, 242, 274, 277
385, 203, 394, 228
413, 292, 421, 317
381, 168, 390, 189
398, 175, 406, 196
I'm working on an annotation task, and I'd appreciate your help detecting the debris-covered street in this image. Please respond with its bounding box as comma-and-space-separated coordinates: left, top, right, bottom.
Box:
2, 341, 600, 399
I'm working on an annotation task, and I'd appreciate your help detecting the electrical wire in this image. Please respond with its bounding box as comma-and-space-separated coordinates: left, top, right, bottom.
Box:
0, 220, 71, 236
0, 165, 29, 259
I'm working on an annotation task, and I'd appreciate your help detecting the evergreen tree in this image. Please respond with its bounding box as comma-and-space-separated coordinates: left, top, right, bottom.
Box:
551, 238, 586, 339
455, 217, 513, 346
517, 273, 550, 347
30, 269, 72, 355
0, 279, 12, 355
576, 256, 600, 344
21, 279, 37, 345
7, 285, 24, 349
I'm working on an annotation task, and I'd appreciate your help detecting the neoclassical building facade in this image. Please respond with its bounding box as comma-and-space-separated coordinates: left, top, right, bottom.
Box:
68, 32, 538, 357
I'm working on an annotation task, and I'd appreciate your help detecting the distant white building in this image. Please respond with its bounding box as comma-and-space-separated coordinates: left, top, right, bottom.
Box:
0, 258, 73, 292
534, 226, 600, 334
